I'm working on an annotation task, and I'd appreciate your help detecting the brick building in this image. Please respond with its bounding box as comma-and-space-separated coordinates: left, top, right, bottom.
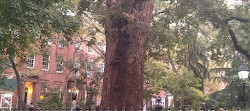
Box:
2, 36, 105, 106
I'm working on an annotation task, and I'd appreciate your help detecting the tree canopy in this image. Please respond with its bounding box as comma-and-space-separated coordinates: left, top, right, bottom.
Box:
0, 0, 81, 60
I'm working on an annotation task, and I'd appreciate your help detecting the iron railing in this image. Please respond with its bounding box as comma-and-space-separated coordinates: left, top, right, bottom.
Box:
6, 105, 249, 111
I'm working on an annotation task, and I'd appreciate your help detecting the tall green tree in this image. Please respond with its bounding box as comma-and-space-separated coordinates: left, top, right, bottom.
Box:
147, 0, 249, 92
148, 0, 210, 91
148, 0, 249, 110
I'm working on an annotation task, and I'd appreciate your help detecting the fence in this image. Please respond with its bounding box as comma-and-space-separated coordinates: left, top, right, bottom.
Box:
5, 105, 247, 111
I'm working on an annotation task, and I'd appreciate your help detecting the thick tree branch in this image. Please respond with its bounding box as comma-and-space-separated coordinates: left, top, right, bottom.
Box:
228, 28, 250, 61
224, 17, 249, 23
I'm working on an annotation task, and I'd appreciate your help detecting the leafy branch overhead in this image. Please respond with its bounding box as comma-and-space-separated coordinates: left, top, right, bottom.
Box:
147, 0, 250, 109
0, 0, 81, 60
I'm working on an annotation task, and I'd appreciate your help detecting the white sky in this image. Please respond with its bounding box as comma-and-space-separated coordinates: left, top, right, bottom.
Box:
225, 0, 243, 8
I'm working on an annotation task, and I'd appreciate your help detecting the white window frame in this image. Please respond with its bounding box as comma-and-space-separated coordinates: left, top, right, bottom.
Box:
151, 97, 166, 108
56, 61, 63, 73
27, 56, 35, 68
48, 40, 52, 45
98, 63, 104, 73
74, 37, 82, 52
74, 59, 80, 76
48, 38, 52, 45
86, 71, 92, 78
42, 55, 50, 71
75, 43, 82, 52
74, 70, 79, 76
87, 46, 94, 54
58, 43, 64, 48
86, 59, 93, 77
98, 42, 106, 53
58, 37, 65, 48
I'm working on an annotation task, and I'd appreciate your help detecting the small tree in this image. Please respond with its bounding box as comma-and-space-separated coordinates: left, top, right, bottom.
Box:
36, 87, 63, 109
163, 67, 209, 110
56, 34, 104, 110
75, 57, 103, 110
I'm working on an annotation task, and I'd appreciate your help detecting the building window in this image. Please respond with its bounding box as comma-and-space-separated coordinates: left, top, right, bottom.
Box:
87, 71, 92, 78
74, 70, 79, 76
40, 82, 48, 96
48, 38, 52, 45
27, 56, 35, 68
151, 97, 166, 108
74, 59, 80, 76
86, 60, 93, 77
56, 60, 63, 73
98, 42, 106, 52
56, 84, 63, 92
58, 37, 65, 48
87, 46, 94, 54
98, 63, 104, 73
42, 55, 50, 70
58, 42, 64, 48
74, 37, 82, 52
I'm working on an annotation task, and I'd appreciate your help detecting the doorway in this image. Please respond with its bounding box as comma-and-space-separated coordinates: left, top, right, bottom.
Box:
24, 81, 33, 105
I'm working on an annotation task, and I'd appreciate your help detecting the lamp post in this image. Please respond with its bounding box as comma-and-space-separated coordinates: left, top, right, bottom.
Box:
238, 62, 249, 109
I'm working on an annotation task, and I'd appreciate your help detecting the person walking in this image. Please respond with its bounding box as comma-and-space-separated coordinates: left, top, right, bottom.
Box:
71, 95, 77, 111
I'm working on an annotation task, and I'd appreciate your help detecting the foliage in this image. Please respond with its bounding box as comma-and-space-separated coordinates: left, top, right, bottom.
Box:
148, 0, 222, 92
36, 87, 63, 109
206, 56, 250, 110
0, 58, 10, 74
76, 67, 103, 109
0, 0, 81, 108
149, 0, 249, 90
58, 41, 103, 110
144, 59, 168, 101
60, 35, 103, 108
144, 59, 208, 109
203, 78, 225, 95
0, 0, 81, 60
162, 66, 209, 108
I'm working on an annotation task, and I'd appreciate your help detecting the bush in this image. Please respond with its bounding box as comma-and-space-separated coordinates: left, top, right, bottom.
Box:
36, 88, 63, 109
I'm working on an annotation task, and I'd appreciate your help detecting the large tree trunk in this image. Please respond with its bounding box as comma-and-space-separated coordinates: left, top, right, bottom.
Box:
10, 59, 24, 109
101, 0, 154, 110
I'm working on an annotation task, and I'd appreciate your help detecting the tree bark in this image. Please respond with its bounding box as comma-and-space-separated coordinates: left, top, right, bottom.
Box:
101, 0, 154, 110
10, 59, 24, 109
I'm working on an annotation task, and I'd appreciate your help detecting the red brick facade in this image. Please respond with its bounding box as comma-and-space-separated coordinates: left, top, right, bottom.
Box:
4, 38, 104, 106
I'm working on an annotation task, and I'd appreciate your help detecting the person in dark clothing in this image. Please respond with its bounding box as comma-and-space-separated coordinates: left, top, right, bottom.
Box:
28, 102, 35, 111
71, 94, 80, 111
